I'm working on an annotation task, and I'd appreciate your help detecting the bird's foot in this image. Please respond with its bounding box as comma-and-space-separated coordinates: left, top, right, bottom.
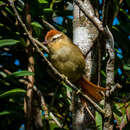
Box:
61, 74, 68, 81
58, 74, 68, 83
76, 89, 81, 95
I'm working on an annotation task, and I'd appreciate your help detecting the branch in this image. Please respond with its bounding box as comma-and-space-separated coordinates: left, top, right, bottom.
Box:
73, 0, 104, 32
106, 83, 122, 97
33, 86, 49, 118
50, 112, 62, 128
104, 26, 115, 129
33, 86, 63, 128
42, 19, 56, 30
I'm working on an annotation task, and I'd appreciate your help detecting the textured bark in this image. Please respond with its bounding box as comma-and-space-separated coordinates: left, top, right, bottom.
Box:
103, 26, 115, 130
24, 1, 34, 129
24, 1, 43, 129
72, 0, 99, 129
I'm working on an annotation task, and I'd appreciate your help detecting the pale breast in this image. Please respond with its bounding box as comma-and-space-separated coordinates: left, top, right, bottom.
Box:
48, 37, 85, 82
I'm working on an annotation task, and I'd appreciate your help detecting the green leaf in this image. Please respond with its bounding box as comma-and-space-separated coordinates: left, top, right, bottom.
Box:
123, 64, 130, 71
0, 1, 4, 4
0, 111, 12, 116
101, 70, 106, 77
0, 39, 19, 47
6, 70, 34, 79
95, 111, 102, 130
0, 88, 26, 98
31, 21, 43, 29
43, 8, 53, 13
113, 102, 126, 125
62, 83, 72, 93
38, 0, 48, 3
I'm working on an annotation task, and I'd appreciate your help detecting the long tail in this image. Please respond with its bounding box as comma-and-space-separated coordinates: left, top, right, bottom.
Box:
79, 76, 106, 102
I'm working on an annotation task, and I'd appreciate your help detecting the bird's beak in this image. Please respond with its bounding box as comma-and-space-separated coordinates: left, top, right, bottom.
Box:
43, 41, 48, 45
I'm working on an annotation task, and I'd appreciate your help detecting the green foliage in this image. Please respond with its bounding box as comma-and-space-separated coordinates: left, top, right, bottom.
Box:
123, 64, 130, 71
0, 39, 20, 47
0, 0, 129, 129
95, 111, 102, 130
6, 70, 34, 78
113, 101, 130, 129
0, 88, 26, 98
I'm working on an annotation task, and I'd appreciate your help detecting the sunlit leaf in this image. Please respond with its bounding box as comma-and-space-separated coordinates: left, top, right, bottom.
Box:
38, 0, 48, 4
0, 88, 26, 98
62, 83, 72, 93
31, 21, 43, 29
101, 70, 106, 77
0, 111, 11, 116
6, 71, 34, 79
0, 39, 19, 47
0, 1, 5, 4
43, 8, 53, 13
95, 111, 102, 130
123, 64, 130, 71
113, 102, 126, 126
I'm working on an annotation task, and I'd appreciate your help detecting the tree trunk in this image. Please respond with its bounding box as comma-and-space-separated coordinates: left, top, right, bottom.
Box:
24, 1, 43, 129
72, 0, 99, 129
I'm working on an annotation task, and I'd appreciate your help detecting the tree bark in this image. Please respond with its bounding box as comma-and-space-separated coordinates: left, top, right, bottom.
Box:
72, 0, 99, 129
24, 1, 43, 129
24, 1, 34, 129
103, 26, 115, 130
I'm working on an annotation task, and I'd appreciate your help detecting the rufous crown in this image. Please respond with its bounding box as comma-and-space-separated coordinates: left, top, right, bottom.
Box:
45, 30, 60, 41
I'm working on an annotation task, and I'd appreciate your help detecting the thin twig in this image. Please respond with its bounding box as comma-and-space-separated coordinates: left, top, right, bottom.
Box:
106, 83, 122, 97
42, 19, 56, 30
33, 86, 49, 118
33, 86, 62, 128
50, 112, 62, 128
84, 103, 95, 121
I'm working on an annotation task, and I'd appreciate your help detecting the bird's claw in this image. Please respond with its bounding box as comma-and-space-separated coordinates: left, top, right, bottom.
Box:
76, 89, 81, 95
58, 74, 68, 83
61, 74, 68, 81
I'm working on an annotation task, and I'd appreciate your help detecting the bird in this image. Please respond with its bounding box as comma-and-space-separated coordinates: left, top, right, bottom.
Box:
44, 29, 106, 102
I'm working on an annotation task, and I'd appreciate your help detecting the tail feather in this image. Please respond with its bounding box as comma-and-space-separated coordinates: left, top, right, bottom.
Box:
79, 76, 106, 102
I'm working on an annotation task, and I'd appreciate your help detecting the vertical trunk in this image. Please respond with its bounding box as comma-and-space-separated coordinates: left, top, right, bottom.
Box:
72, 0, 99, 129
24, 1, 34, 129
24, 1, 43, 129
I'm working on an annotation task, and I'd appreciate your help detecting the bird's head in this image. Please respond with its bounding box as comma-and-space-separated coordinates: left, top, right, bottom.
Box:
45, 30, 63, 44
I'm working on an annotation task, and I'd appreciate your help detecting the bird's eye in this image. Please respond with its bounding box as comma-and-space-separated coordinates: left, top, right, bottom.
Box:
52, 37, 57, 41
51, 34, 62, 42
